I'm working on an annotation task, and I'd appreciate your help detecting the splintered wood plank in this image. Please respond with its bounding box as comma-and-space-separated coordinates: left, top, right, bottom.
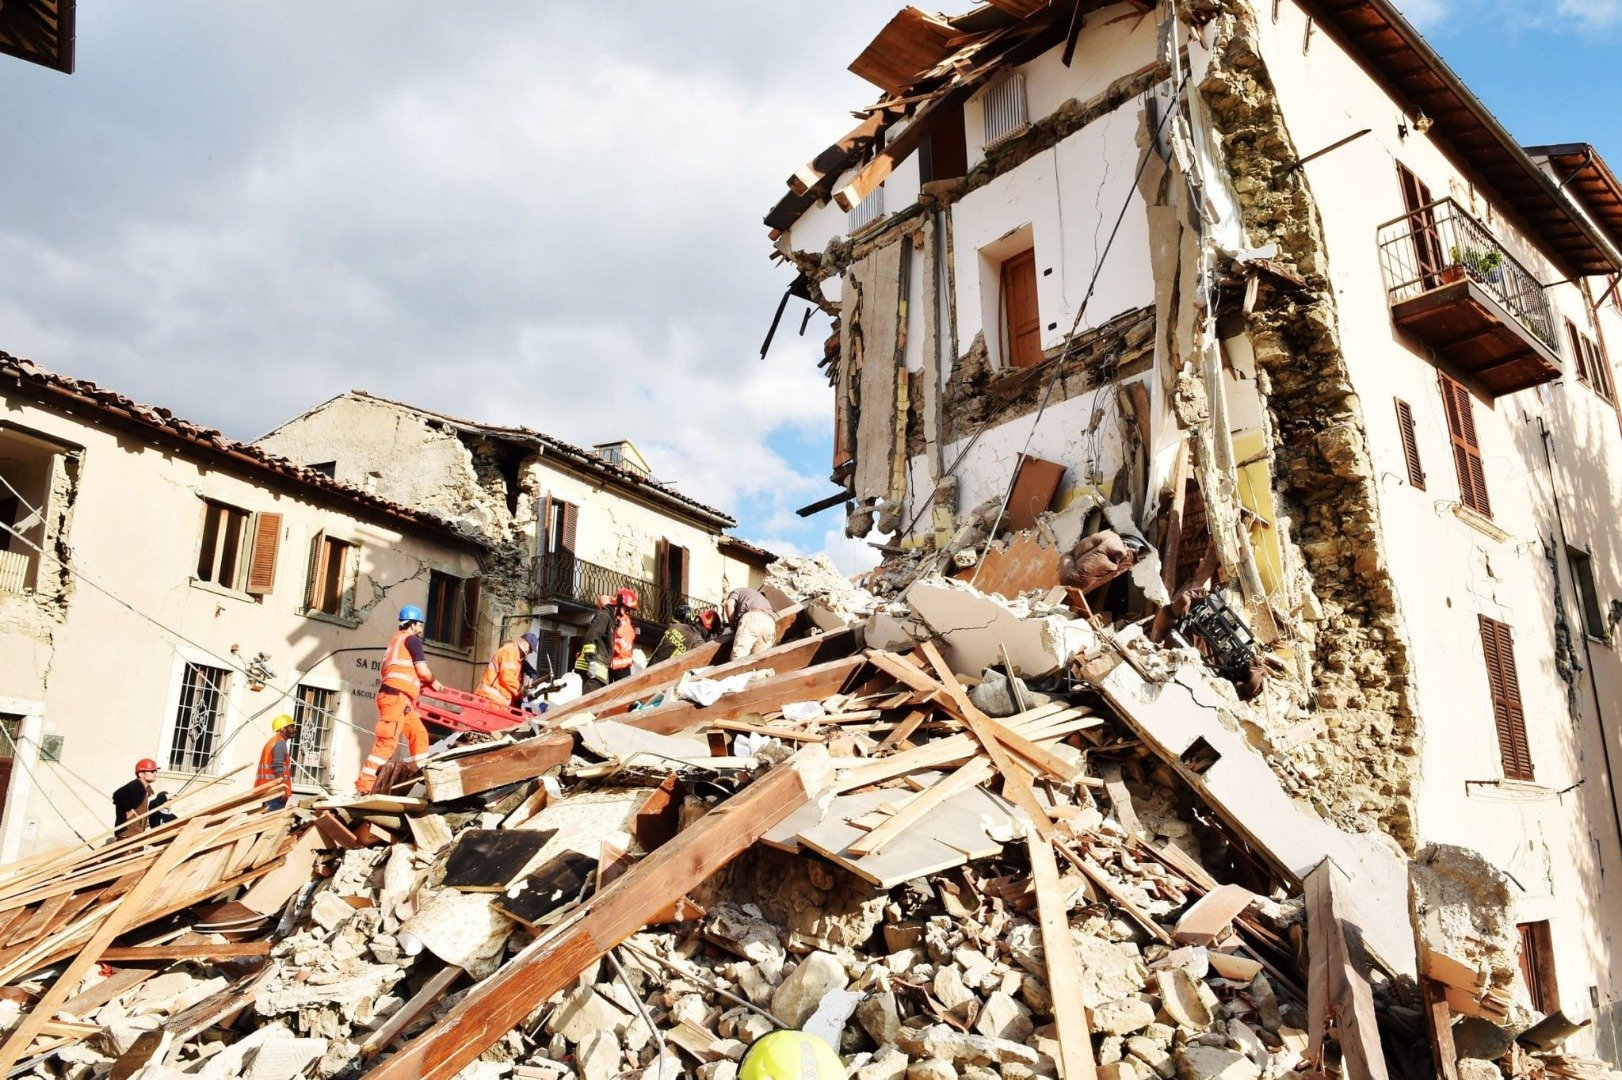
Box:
58, 965, 157, 1019
1098, 762, 1144, 838
1028, 834, 1098, 1080
544, 641, 725, 725
1304, 860, 1389, 1080
847, 759, 993, 856
622, 655, 867, 737
0, 815, 211, 1073
1173, 883, 1256, 946
423, 731, 575, 802
364, 748, 833, 1080
917, 641, 1054, 836
442, 830, 558, 892
98, 941, 270, 962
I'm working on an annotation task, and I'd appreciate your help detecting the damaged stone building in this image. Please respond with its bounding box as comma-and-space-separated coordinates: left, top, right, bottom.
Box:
769, 0, 1622, 1059
259, 392, 773, 678
0, 354, 490, 858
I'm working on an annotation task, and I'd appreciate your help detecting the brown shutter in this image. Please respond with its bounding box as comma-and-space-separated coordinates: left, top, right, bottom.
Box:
1001, 249, 1042, 369
304, 530, 328, 611
539, 494, 552, 553
458, 576, 482, 649
656, 538, 670, 589
1567, 320, 1590, 386
1393, 399, 1425, 490
560, 503, 578, 554
1478, 615, 1533, 781
676, 544, 689, 597
246, 513, 282, 595
1440, 374, 1491, 517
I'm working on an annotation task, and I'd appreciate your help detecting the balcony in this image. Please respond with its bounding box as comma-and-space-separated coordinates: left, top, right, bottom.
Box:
531, 552, 716, 629
1377, 198, 1561, 396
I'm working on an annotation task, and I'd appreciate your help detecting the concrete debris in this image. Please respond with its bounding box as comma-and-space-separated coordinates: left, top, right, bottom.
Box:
0, 567, 1603, 1080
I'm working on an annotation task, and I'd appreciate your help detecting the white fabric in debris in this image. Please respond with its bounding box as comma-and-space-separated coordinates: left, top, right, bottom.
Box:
676, 669, 771, 707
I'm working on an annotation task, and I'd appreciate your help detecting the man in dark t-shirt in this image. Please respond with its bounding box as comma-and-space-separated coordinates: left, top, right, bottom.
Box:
112, 759, 172, 836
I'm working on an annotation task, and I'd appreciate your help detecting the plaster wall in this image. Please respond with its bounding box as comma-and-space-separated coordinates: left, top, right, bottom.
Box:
0, 396, 482, 859
1257, 0, 1622, 1039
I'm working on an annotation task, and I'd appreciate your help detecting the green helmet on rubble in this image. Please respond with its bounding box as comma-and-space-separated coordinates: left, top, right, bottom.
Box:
737, 1030, 844, 1080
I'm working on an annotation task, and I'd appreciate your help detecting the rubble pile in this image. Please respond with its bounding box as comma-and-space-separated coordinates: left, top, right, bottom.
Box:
0, 580, 1614, 1080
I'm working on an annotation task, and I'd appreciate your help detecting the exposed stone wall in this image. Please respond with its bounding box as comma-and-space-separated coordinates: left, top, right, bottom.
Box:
1193, 0, 1420, 848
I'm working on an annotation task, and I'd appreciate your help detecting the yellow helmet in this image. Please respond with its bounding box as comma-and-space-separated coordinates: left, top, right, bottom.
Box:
271, 714, 295, 732
737, 1031, 843, 1080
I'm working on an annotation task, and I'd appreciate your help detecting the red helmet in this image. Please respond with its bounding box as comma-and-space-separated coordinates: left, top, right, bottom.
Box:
697, 609, 719, 632
135, 758, 159, 774
615, 588, 639, 611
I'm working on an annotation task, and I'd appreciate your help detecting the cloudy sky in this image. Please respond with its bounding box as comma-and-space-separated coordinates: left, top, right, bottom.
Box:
0, 1, 1616, 573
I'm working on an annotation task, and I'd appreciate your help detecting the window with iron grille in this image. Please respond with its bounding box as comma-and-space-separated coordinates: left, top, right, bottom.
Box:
981, 72, 1029, 148
291, 685, 336, 787
169, 662, 230, 773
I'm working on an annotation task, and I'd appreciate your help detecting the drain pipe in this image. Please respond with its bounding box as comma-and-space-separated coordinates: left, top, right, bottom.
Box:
1536, 415, 1622, 865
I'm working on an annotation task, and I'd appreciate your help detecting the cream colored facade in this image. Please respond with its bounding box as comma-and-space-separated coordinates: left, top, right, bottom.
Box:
775, 0, 1622, 1057
259, 393, 770, 672
0, 361, 486, 859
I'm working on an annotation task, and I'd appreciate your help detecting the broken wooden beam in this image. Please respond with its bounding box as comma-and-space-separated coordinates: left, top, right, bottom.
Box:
1304, 859, 1390, 1080
1027, 833, 1099, 1080
423, 731, 574, 802
365, 747, 835, 1080
622, 655, 867, 737
97, 941, 271, 962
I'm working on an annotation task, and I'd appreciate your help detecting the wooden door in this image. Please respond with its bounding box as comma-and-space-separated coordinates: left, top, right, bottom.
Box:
1001, 249, 1042, 368
1398, 163, 1444, 290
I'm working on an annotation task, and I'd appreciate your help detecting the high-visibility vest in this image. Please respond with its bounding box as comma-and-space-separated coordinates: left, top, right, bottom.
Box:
257, 735, 293, 799
610, 610, 636, 670
381, 630, 424, 698
477, 640, 524, 705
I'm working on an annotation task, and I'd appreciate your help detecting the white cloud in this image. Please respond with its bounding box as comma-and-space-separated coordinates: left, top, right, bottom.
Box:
1393, 0, 1450, 28
1555, 0, 1622, 28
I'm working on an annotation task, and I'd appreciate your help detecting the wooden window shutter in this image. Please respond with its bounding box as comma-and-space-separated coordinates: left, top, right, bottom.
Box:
457, 576, 481, 649
1393, 399, 1425, 490
539, 494, 552, 553
656, 538, 670, 590
560, 503, 578, 554
304, 530, 328, 611
1001, 249, 1042, 369
1440, 374, 1490, 517
246, 513, 282, 596
676, 544, 689, 596
1478, 615, 1533, 781
1567, 320, 1591, 386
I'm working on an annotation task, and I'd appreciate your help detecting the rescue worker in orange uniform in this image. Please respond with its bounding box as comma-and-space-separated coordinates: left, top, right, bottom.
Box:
258, 714, 297, 810
357, 605, 443, 794
476, 632, 538, 708
608, 588, 639, 682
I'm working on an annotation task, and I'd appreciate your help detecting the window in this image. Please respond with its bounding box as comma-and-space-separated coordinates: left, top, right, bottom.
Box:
532, 629, 567, 682
196, 502, 281, 595
306, 461, 337, 478
921, 101, 967, 183
1394, 398, 1426, 490
425, 570, 480, 648
291, 685, 336, 787
544, 499, 578, 557
1478, 616, 1532, 782
656, 539, 690, 622
1566, 320, 1617, 403
1517, 921, 1559, 1014
847, 185, 885, 233
981, 72, 1029, 148
168, 662, 229, 773
1001, 248, 1042, 369
1439, 373, 1490, 518
304, 532, 356, 617
1568, 547, 1608, 641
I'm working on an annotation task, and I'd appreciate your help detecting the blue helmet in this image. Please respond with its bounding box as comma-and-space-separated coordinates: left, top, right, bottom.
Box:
398, 604, 425, 625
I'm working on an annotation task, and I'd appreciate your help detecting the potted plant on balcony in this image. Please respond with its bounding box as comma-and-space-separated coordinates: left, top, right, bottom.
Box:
1448, 244, 1503, 285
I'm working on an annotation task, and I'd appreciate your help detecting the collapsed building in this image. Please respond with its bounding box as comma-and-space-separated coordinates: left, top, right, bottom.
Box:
258, 393, 774, 680
764, 0, 1622, 1064
0, 572, 1615, 1080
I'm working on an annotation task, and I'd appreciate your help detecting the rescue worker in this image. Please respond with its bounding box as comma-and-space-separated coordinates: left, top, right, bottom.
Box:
737, 1030, 843, 1080
648, 603, 709, 666
257, 714, 297, 810
357, 605, 443, 794
607, 588, 639, 682
575, 595, 614, 694
112, 759, 173, 837
723, 586, 776, 660
476, 631, 538, 708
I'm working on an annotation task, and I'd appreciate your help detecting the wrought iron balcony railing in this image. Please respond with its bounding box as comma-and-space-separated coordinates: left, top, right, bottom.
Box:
530, 552, 716, 628
1376, 197, 1557, 351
